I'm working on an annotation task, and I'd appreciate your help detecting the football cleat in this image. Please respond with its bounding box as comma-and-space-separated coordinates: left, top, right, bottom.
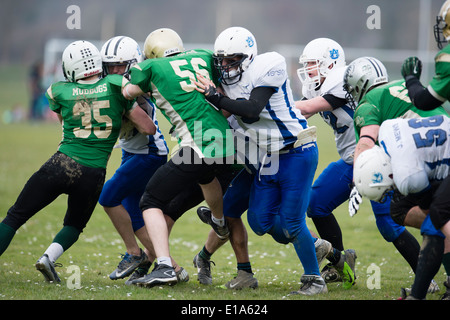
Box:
109, 248, 148, 280
291, 275, 328, 296
225, 270, 258, 290
131, 263, 177, 288
197, 206, 229, 240
35, 254, 61, 283
193, 253, 215, 285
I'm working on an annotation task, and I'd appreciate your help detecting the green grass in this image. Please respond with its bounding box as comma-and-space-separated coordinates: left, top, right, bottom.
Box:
0, 66, 447, 303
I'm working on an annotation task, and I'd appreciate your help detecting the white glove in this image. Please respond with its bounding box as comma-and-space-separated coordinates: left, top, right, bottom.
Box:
349, 186, 363, 217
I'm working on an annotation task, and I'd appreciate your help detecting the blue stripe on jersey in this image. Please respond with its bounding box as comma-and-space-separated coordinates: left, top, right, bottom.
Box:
425, 158, 450, 171
282, 81, 307, 130
266, 80, 307, 145
341, 104, 354, 118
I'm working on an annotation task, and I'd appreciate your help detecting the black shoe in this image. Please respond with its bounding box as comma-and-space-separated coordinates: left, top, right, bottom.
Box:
197, 206, 229, 239
131, 263, 177, 288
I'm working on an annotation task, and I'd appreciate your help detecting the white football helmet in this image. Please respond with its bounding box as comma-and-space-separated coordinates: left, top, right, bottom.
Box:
343, 56, 388, 108
434, 0, 450, 49
213, 26, 258, 85
143, 28, 184, 59
101, 36, 143, 76
62, 40, 103, 82
297, 38, 346, 91
353, 145, 394, 203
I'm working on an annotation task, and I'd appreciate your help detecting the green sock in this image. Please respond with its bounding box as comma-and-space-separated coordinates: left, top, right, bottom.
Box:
0, 223, 16, 256
52, 226, 81, 251
199, 246, 212, 261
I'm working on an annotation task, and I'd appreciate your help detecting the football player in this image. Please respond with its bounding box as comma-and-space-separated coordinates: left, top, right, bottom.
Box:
122, 28, 235, 287
97, 36, 191, 284
354, 115, 449, 299
400, 0, 450, 299
295, 38, 359, 286
344, 56, 448, 294
194, 27, 332, 295
0, 40, 155, 282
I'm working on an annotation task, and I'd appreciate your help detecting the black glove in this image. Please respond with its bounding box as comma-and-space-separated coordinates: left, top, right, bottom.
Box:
401, 56, 422, 80
203, 83, 223, 109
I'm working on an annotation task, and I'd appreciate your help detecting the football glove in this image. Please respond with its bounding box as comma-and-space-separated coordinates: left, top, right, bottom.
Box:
401, 56, 422, 80
349, 185, 363, 217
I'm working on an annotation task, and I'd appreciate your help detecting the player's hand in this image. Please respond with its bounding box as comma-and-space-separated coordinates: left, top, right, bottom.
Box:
193, 74, 216, 96
193, 74, 223, 109
401, 56, 422, 80
349, 185, 363, 217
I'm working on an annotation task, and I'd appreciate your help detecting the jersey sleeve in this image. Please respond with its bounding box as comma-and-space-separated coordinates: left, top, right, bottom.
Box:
253, 52, 287, 89
353, 101, 382, 136
129, 60, 153, 93
45, 83, 61, 113
428, 49, 450, 101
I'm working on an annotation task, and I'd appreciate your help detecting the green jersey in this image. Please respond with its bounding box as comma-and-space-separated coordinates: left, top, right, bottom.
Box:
428, 44, 450, 100
354, 79, 449, 140
46, 74, 134, 168
129, 49, 234, 159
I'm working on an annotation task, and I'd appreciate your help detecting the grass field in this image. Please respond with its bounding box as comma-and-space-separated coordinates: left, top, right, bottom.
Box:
0, 65, 447, 305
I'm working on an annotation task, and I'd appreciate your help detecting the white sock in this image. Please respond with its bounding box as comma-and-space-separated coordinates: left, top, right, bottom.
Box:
44, 242, 64, 263
157, 256, 173, 267
211, 215, 225, 227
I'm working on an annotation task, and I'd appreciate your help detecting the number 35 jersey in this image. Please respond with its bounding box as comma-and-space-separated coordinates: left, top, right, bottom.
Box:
46, 74, 134, 168
378, 115, 450, 196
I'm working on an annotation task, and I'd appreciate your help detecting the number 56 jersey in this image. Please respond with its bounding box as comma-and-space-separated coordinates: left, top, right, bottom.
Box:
129, 49, 234, 160
378, 115, 450, 196
46, 74, 134, 169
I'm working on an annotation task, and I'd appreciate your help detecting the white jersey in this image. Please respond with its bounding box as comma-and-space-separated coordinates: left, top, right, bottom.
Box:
222, 52, 308, 153
378, 115, 450, 195
302, 66, 355, 164
119, 96, 168, 156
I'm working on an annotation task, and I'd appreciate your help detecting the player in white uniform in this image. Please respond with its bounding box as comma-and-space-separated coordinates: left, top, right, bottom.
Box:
195, 27, 329, 295
296, 39, 413, 286
354, 115, 449, 299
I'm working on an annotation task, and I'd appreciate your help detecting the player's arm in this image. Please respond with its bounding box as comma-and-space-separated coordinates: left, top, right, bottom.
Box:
404, 76, 444, 110
194, 74, 275, 118
125, 102, 156, 135
354, 125, 379, 162
401, 56, 444, 110
294, 94, 345, 119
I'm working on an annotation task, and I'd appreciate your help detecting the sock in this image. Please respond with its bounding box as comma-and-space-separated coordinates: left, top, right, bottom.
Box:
237, 262, 253, 274
52, 225, 81, 251
328, 248, 342, 265
312, 215, 344, 251
44, 242, 64, 263
199, 246, 212, 261
157, 256, 173, 267
392, 229, 420, 273
411, 235, 444, 299
0, 223, 16, 256
211, 215, 225, 227
442, 252, 450, 276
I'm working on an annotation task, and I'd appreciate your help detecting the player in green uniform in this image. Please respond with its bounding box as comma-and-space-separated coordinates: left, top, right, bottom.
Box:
123, 28, 234, 287
0, 40, 155, 283
400, 0, 450, 299
344, 56, 448, 295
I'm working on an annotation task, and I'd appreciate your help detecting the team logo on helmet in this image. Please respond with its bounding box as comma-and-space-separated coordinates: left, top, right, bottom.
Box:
329, 49, 339, 60
246, 36, 255, 47
372, 172, 384, 184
